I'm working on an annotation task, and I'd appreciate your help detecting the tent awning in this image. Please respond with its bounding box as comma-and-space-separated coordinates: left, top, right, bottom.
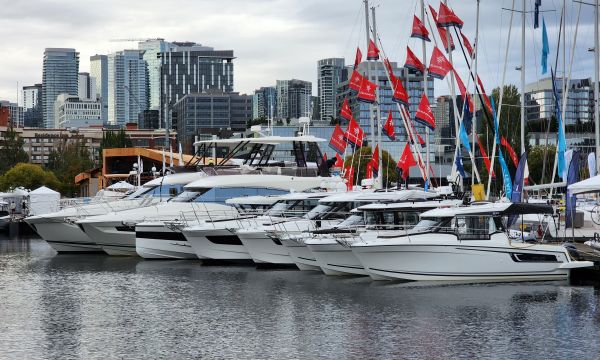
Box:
567, 175, 600, 195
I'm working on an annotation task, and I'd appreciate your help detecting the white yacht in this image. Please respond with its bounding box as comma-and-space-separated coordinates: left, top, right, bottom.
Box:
307, 198, 462, 276
278, 190, 442, 271
351, 202, 594, 282
79, 174, 331, 256
25, 172, 204, 253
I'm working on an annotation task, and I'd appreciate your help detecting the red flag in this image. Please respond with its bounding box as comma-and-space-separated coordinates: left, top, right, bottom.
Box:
476, 135, 494, 178
344, 117, 365, 147
370, 145, 380, 174
391, 77, 409, 106
340, 98, 353, 121
335, 153, 344, 168
344, 166, 355, 190
414, 94, 436, 130
349, 70, 364, 92
329, 124, 348, 154
453, 70, 474, 113
429, 5, 455, 53
383, 110, 396, 140
461, 31, 474, 58
356, 76, 377, 103
405, 47, 425, 73
383, 57, 395, 78
323, 153, 328, 162
428, 47, 453, 80
353, 47, 362, 69
501, 136, 519, 167
397, 143, 416, 180
438, 2, 464, 29
367, 39, 380, 60
366, 161, 373, 179
417, 133, 426, 148
411, 15, 430, 42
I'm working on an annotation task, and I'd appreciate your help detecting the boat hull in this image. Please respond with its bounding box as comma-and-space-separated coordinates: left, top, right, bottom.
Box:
280, 237, 320, 271
79, 221, 137, 256
135, 223, 198, 260
28, 220, 102, 253
184, 228, 251, 260
307, 241, 367, 276
237, 229, 293, 264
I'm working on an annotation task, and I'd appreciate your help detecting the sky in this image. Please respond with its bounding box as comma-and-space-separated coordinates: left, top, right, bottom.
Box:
0, 0, 597, 104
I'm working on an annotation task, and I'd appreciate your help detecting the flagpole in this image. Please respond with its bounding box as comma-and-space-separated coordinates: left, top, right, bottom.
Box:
520, 0, 526, 156
472, 0, 480, 188
363, 0, 376, 176
371, 6, 383, 189
421, 0, 430, 188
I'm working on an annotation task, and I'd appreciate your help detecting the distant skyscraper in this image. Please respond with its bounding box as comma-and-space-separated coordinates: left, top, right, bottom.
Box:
138, 39, 173, 111
42, 48, 79, 128
54, 93, 102, 128
159, 42, 234, 128
276, 79, 312, 120
90, 54, 108, 123
78, 72, 97, 100
317, 58, 346, 121
107, 50, 148, 126
252, 86, 277, 119
22, 84, 42, 127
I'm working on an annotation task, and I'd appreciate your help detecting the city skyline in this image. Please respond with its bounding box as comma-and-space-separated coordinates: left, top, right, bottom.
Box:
1, 0, 598, 103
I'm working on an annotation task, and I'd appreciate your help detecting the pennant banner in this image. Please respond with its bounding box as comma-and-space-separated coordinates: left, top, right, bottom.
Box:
438, 2, 464, 29
349, 70, 364, 92
367, 39, 380, 60
344, 117, 365, 147
460, 31, 474, 58
397, 142, 416, 180
551, 69, 567, 180
429, 5, 455, 53
335, 153, 344, 168
411, 15, 430, 42
405, 47, 425, 73
491, 97, 512, 197
566, 151, 581, 228
371, 145, 380, 175
340, 98, 353, 121
354, 47, 362, 69
414, 94, 436, 130
383, 110, 396, 140
588, 152, 596, 177
428, 47, 453, 80
329, 124, 348, 155
357, 77, 377, 103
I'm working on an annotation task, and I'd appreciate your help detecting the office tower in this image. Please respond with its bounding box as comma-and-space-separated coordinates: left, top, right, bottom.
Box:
54, 93, 102, 128
90, 54, 108, 123
42, 48, 79, 128
107, 50, 148, 126
159, 42, 234, 128
318, 58, 346, 121
0, 100, 24, 128
252, 86, 277, 119
22, 84, 43, 127
138, 39, 173, 111
78, 72, 97, 100
276, 79, 312, 120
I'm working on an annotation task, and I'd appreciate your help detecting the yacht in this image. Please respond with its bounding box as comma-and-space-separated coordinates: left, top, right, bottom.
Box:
279, 190, 443, 271
25, 172, 204, 253
351, 202, 594, 282
79, 173, 332, 256
307, 198, 462, 276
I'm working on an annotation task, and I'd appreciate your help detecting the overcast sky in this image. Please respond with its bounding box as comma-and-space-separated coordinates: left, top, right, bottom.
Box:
0, 0, 596, 104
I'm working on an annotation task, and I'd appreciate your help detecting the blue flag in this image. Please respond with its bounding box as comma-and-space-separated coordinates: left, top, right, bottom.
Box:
459, 102, 472, 153
508, 152, 528, 227
551, 69, 567, 179
491, 98, 512, 198
541, 18, 549, 74
455, 146, 466, 178
566, 151, 580, 228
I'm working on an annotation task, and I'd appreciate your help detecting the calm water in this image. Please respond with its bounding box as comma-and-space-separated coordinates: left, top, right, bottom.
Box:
1, 233, 600, 359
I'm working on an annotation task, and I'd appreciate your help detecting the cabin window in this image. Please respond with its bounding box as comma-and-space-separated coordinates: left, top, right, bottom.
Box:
454, 215, 495, 240
365, 211, 421, 230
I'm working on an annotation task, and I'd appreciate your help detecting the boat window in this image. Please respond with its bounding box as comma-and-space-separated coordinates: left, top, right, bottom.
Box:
126, 185, 157, 199
171, 190, 205, 203
265, 200, 297, 217
413, 218, 445, 233
305, 204, 333, 220
338, 214, 364, 228
188, 187, 288, 205
455, 215, 494, 240
365, 210, 421, 230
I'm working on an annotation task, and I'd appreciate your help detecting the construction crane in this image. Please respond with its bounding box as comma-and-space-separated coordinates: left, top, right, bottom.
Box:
109, 38, 164, 43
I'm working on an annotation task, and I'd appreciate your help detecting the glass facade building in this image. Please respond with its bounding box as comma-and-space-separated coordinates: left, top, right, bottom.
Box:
107, 50, 148, 126
138, 39, 173, 111
276, 79, 312, 120
318, 58, 347, 121
252, 86, 277, 119
90, 54, 108, 123
22, 84, 42, 128
42, 48, 79, 128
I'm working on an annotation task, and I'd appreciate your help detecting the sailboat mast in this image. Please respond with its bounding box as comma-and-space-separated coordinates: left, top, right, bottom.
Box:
595, 0, 599, 173
520, 0, 526, 155
421, 0, 430, 187
371, 6, 383, 189
472, 0, 480, 187
363, 0, 376, 171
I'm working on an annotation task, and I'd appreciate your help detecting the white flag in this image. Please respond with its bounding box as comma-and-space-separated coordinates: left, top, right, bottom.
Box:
169, 146, 174, 167
162, 148, 166, 173
588, 152, 596, 178
178, 143, 184, 166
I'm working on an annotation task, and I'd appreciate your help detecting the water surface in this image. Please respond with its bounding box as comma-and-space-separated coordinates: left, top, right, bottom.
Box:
1, 234, 600, 359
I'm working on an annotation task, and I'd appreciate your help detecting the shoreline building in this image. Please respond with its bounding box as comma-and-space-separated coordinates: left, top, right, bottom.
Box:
276, 79, 312, 120
22, 84, 43, 128
159, 42, 234, 129
318, 58, 346, 122
54, 93, 102, 128
107, 50, 148, 126
42, 48, 80, 128
90, 55, 109, 123
252, 86, 277, 120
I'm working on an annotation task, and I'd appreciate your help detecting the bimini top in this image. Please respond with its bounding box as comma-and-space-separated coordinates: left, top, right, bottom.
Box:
225, 195, 284, 206
193, 135, 325, 146
144, 171, 206, 187
357, 199, 462, 212
183, 174, 326, 192
420, 202, 554, 218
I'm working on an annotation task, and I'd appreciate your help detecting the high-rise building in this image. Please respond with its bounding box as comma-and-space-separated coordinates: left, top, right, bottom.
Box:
318, 58, 346, 121
42, 48, 80, 128
138, 39, 173, 111
159, 42, 234, 128
173, 90, 252, 152
252, 86, 277, 119
276, 79, 312, 120
54, 93, 102, 128
107, 49, 148, 126
78, 72, 97, 100
0, 101, 24, 128
22, 84, 43, 127
90, 55, 108, 123
525, 77, 594, 126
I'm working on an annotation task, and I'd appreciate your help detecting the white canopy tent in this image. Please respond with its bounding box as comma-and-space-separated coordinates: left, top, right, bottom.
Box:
106, 181, 136, 191
568, 175, 600, 195
28, 186, 61, 216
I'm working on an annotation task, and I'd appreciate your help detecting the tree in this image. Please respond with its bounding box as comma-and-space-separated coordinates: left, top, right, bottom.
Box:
0, 125, 28, 174
344, 146, 398, 187
0, 163, 60, 192
286, 117, 292, 125
47, 140, 94, 196
99, 129, 132, 165
527, 145, 557, 185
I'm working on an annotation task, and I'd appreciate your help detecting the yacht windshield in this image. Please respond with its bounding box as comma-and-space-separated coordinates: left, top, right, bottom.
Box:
171, 190, 205, 203
265, 198, 320, 218
304, 204, 333, 220
126, 185, 157, 199
266, 200, 296, 217
364, 210, 421, 230
338, 214, 364, 228
412, 218, 445, 233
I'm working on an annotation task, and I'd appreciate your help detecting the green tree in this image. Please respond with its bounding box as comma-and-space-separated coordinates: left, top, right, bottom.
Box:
0, 125, 29, 174
47, 140, 94, 196
527, 145, 557, 185
0, 163, 60, 192
99, 129, 132, 165
344, 146, 398, 187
